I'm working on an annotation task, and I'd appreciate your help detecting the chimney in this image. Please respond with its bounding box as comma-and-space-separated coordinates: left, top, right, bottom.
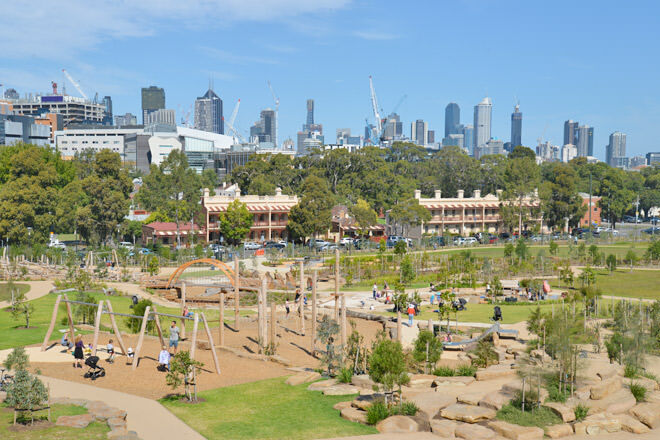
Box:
414, 190, 421, 200
275, 187, 282, 196
457, 189, 464, 199
203, 188, 209, 198
496, 189, 503, 198
235, 187, 241, 199
434, 190, 442, 199
473, 189, 481, 199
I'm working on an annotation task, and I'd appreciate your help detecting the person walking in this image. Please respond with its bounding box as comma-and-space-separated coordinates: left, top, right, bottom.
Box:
169, 320, 180, 354
73, 335, 84, 368
407, 303, 415, 327
372, 283, 378, 300
285, 300, 290, 317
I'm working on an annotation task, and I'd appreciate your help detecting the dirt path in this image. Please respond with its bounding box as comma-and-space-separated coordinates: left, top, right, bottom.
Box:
106, 281, 179, 307
39, 375, 204, 440
0, 280, 54, 308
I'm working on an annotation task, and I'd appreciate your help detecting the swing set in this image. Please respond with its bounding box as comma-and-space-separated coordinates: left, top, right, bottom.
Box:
41, 294, 221, 374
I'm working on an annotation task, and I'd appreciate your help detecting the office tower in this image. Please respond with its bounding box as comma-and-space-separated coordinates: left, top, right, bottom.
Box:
476, 139, 504, 158
297, 99, 323, 153
115, 113, 137, 126
646, 152, 660, 165
576, 125, 592, 157
145, 109, 176, 126
442, 133, 465, 149
606, 131, 627, 166
561, 144, 577, 163
141, 86, 165, 124
563, 120, 579, 146
102, 96, 113, 125
587, 126, 594, 156
251, 108, 278, 145
511, 104, 522, 147
444, 102, 460, 137
194, 87, 224, 134
428, 130, 435, 144
305, 99, 314, 127
463, 125, 474, 156
473, 97, 492, 155
411, 119, 428, 146
382, 113, 403, 141
629, 156, 646, 168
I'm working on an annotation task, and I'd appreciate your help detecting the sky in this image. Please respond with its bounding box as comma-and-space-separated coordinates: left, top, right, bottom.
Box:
2, 0, 660, 160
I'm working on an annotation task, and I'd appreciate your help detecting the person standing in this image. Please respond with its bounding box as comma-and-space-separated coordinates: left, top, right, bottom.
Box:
285, 300, 290, 317
169, 320, 180, 354
372, 283, 378, 300
407, 303, 415, 327
73, 335, 84, 368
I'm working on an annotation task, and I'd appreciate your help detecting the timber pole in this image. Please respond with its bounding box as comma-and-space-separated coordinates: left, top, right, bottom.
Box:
219, 292, 225, 346
311, 270, 318, 355
234, 256, 240, 330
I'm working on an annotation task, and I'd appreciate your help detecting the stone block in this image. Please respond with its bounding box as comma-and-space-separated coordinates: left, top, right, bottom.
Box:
285, 371, 321, 386
430, 419, 456, 438
323, 384, 359, 396
351, 394, 384, 411
307, 379, 336, 391
440, 403, 497, 423
333, 401, 352, 411
433, 376, 475, 387
455, 422, 497, 439
615, 413, 651, 434
457, 391, 487, 406
412, 392, 455, 421
92, 406, 127, 421
573, 413, 621, 435
590, 376, 621, 400
351, 374, 375, 389
487, 420, 544, 440
586, 388, 636, 415
340, 407, 367, 424
544, 423, 573, 439
56, 413, 95, 429
479, 391, 512, 411
376, 415, 427, 433
408, 374, 437, 388
476, 366, 515, 381
542, 402, 575, 423
629, 402, 660, 429
107, 417, 127, 431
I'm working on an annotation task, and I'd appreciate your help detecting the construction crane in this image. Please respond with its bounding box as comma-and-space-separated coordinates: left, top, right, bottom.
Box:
369, 76, 382, 144
62, 69, 88, 100
267, 81, 279, 146
223, 99, 246, 144
378, 94, 407, 144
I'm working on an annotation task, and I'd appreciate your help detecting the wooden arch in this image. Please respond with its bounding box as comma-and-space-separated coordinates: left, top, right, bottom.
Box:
166, 258, 236, 288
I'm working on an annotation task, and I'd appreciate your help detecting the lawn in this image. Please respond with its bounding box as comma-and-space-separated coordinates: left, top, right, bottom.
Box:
0, 403, 109, 439
0, 283, 30, 303
161, 377, 377, 440
376, 302, 558, 324
551, 269, 660, 300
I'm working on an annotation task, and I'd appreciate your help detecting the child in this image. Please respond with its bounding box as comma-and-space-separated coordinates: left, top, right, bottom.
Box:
127, 347, 134, 359
285, 300, 290, 317
106, 339, 115, 363
73, 336, 84, 368
158, 345, 170, 371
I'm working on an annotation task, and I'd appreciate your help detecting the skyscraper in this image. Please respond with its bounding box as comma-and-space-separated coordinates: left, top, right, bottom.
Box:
606, 131, 627, 166
587, 126, 594, 156
305, 99, 314, 127
510, 104, 522, 147
382, 113, 403, 141
576, 125, 593, 157
102, 96, 113, 125
251, 109, 276, 144
473, 97, 492, 155
444, 103, 460, 137
194, 87, 224, 134
141, 86, 165, 124
297, 99, 323, 154
411, 119, 428, 146
563, 120, 579, 146
463, 125, 474, 156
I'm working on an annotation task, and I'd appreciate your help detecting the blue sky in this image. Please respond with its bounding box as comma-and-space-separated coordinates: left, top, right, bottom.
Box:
2, 0, 659, 159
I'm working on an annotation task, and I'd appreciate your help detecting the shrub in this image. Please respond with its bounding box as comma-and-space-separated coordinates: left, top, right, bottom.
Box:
544, 374, 569, 403
125, 299, 154, 333
368, 339, 409, 396
366, 401, 389, 425
624, 364, 638, 379
390, 401, 419, 416
337, 367, 353, 384
412, 330, 443, 373
166, 350, 204, 402
472, 337, 498, 368
496, 403, 562, 428
5, 369, 49, 423
433, 366, 455, 377
4, 346, 29, 371
629, 382, 647, 402
574, 404, 589, 422
456, 365, 477, 377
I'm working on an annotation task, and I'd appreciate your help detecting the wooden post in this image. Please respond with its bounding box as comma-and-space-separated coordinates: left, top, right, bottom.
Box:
311, 270, 318, 354
63, 294, 75, 344
259, 277, 267, 351
151, 305, 166, 348
299, 261, 305, 335
201, 313, 221, 374
428, 318, 434, 336
105, 300, 127, 356
180, 282, 187, 339
41, 295, 62, 351
190, 313, 200, 361
397, 310, 402, 343
132, 306, 151, 369
334, 249, 340, 320
218, 292, 225, 346
340, 292, 347, 346
234, 256, 240, 330
270, 301, 276, 353
91, 302, 104, 357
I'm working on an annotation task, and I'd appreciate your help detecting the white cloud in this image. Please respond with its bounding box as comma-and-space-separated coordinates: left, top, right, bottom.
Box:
0, 0, 352, 60
353, 30, 398, 41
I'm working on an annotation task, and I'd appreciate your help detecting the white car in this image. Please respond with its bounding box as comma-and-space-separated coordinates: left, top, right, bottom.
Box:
463, 237, 478, 245
243, 242, 262, 250
48, 241, 66, 249
119, 241, 134, 250
339, 237, 354, 246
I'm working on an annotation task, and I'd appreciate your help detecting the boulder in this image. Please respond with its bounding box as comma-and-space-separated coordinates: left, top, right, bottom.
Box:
544, 423, 573, 439
411, 392, 455, 420
285, 371, 321, 386
196, 340, 211, 350
647, 391, 660, 403
457, 391, 487, 406
624, 376, 658, 391
376, 415, 425, 433
351, 374, 375, 389
107, 417, 127, 431
629, 402, 660, 429
107, 431, 140, 440
596, 365, 620, 381
590, 376, 621, 400
615, 413, 651, 434
476, 366, 515, 381
440, 403, 497, 423
487, 420, 544, 440
340, 407, 367, 424
586, 388, 636, 415
408, 374, 437, 388
56, 413, 95, 428
542, 402, 575, 423
351, 394, 383, 411
92, 406, 127, 421
455, 422, 497, 439
307, 379, 337, 391
478, 391, 512, 411
430, 419, 456, 438
433, 376, 475, 387
333, 401, 352, 411
323, 384, 359, 396
573, 413, 621, 435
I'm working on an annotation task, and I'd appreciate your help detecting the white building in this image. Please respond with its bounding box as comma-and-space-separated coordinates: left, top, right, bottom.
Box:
561, 144, 577, 163
55, 127, 142, 159
473, 97, 492, 153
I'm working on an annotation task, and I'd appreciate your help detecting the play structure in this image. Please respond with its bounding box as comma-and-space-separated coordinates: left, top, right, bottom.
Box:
442, 321, 519, 350
40, 293, 221, 374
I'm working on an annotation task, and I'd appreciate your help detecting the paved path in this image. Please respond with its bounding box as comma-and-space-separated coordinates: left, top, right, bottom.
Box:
0, 280, 54, 309
40, 375, 204, 440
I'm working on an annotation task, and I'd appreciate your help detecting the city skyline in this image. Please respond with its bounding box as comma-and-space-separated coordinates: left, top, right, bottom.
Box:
2, 1, 659, 159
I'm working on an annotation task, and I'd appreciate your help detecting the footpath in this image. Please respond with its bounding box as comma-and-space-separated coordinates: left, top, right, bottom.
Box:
0, 280, 54, 309
40, 375, 204, 440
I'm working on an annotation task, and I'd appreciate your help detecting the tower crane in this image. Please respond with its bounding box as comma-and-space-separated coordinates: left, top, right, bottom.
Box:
369, 76, 382, 144
62, 69, 88, 100
267, 81, 279, 146
223, 99, 246, 144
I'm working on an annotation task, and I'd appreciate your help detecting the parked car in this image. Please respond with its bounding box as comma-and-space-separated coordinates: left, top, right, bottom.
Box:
119, 241, 134, 250
339, 237, 354, 246
307, 238, 329, 249
487, 234, 498, 244
386, 236, 406, 248
643, 227, 660, 234
243, 242, 262, 250
623, 215, 642, 223
264, 241, 285, 249
48, 241, 66, 249
463, 237, 478, 245
319, 243, 339, 251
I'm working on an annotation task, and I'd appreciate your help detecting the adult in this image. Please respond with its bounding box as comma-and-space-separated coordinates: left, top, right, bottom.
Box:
73, 335, 84, 368
169, 321, 180, 354
372, 283, 378, 300
406, 303, 415, 327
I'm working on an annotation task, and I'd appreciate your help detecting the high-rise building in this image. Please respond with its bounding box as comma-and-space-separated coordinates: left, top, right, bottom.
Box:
145, 109, 176, 126
476, 139, 504, 158
563, 120, 579, 146
629, 156, 646, 168
576, 125, 593, 157
251, 109, 277, 145
473, 97, 492, 155
194, 88, 224, 134
102, 96, 113, 125
511, 104, 522, 147
428, 130, 435, 144
141, 86, 165, 124
442, 133, 465, 150
606, 131, 627, 167
115, 113, 138, 126
444, 103, 460, 137
382, 113, 403, 141
305, 99, 314, 128
297, 99, 323, 153
646, 152, 660, 165
463, 125, 474, 156
561, 144, 577, 163
411, 119, 428, 146
0, 114, 50, 146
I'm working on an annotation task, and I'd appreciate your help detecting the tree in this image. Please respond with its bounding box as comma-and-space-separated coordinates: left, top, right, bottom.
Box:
540, 163, 586, 231
148, 256, 160, 276
394, 240, 407, 256
317, 314, 341, 376
11, 289, 34, 328
549, 240, 558, 256
472, 336, 498, 368
5, 369, 49, 424
287, 175, 334, 241
624, 249, 638, 272
368, 338, 410, 404
412, 330, 443, 374
560, 260, 574, 288
515, 239, 529, 261
508, 146, 536, 161
647, 240, 660, 262
166, 350, 204, 401
389, 197, 431, 237
3, 347, 29, 371
219, 200, 253, 245
399, 255, 415, 284
598, 168, 635, 229
606, 254, 617, 273
125, 299, 154, 333
500, 156, 540, 234
350, 199, 378, 237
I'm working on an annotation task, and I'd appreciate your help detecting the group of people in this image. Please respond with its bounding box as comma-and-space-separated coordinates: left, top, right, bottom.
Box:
158, 320, 181, 372
372, 282, 390, 300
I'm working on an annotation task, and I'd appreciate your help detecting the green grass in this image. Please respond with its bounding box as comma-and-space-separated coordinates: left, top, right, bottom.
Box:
0, 403, 109, 439
0, 283, 30, 303
497, 403, 562, 429
550, 269, 660, 300
377, 302, 558, 324
161, 377, 376, 440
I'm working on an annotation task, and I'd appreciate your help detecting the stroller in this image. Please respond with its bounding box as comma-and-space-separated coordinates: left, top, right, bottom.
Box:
452, 298, 467, 311
83, 356, 106, 380
492, 305, 502, 322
